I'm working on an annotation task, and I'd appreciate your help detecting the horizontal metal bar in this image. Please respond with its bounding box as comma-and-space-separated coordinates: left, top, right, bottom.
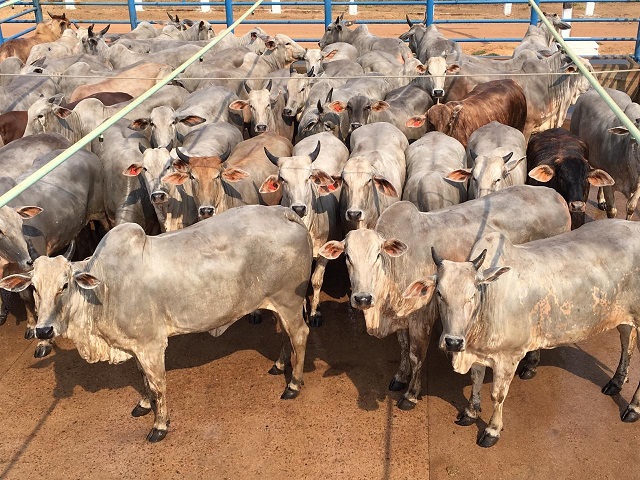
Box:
0, 9, 36, 24
4, 26, 35, 41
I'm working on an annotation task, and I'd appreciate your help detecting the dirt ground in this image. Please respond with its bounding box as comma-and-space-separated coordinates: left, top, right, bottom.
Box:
2, 3, 640, 480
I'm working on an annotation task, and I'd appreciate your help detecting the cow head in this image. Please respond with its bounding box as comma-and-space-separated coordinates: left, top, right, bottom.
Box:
259, 142, 334, 218
318, 14, 354, 49
82, 23, 110, 55
0, 206, 44, 270
327, 95, 372, 132
339, 156, 399, 231
0, 255, 100, 340
448, 151, 526, 199
24, 95, 72, 138
427, 103, 461, 134
424, 57, 459, 99
319, 230, 407, 338
303, 49, 323, 76
399, 14, 427, 54
283, 72, 314, 120
161, 146, 243, 219
123, 144, 174, 207
48, 12, 71, 37
129, 106, 206, 149
261, 34, 307, 68
229, 80, 281, 136
404, 247, 509, 355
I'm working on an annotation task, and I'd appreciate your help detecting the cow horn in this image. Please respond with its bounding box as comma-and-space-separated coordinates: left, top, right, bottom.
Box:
471, 249, 487, 270
100, 24, 110, 36
325, 87, 333, 103
406, 14, 413, 27
309, 141, 321, 162
317, 99, 324, 114
263, 147, 279, 166
63, 240, 76, 261
469, 149, 478, 163
27, 239, 41, 262
87, 24, 95, 37
220, 144, 232, 162
307, 66, 315, 77
243, 81, 252, 94
265, 79, 273, 92
431, 247, 443, 267
175, 147, 190, 163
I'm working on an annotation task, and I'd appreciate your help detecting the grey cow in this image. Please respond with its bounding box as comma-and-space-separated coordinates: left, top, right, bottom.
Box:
570, 88, 640, 219
319, 186, 571, 410
1, 205, 313, 443
403, 131, 467, 211
404, 219, 640, 447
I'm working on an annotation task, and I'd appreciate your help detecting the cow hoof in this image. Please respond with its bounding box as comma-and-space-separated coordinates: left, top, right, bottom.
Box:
602, 380, 622, 396
388, 378, 408, 392
280, 387, 300, 400
477, 431, 500, 448
455, 412, 477, 427
309, 312, 323, 328
518, 367, 537, 380
597, 201, 607, 211
131, 404, 152, 417
34, 344, 52, 358
621, 406, 640, 423
0, 312, 7, 326
146, 428, 168, 443
249, 311, 262, 325
268, 364, 285, 375
396, 398, 416, 411
24, 327, 35, 340
607, 208, 618, 219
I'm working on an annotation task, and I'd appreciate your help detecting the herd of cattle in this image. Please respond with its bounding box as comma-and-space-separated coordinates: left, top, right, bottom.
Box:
0, 9, 640, 448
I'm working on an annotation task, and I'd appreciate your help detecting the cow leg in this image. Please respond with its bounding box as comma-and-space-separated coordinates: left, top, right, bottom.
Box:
309, 257, 329, 327
136, 350, 169, 442
597, 187, 606, 211
132, 359, 153, 418
268, 333, 291, 375
517, 350, 540, 380
602, 186, 617, 218
389, 329, 410, 391
478, 358, 519, 448
274, 309, 309, 400
396, 320, 429, 410
0, 289, 12, 325
622, 327, 640, 423
456, 363, 486, 426
603, 325, 636, 395
625, 177, 640, 220
20, 289, 36, 339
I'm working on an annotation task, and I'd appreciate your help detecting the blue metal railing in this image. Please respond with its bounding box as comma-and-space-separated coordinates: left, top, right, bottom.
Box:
1, 0, 639, 58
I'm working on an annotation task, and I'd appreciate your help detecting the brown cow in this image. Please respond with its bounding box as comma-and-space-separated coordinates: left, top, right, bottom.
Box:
0, 12, 70, 63
406, 79, 527, 147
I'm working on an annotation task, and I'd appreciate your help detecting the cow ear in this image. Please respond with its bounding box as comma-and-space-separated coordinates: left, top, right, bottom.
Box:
222, 167, 250, 182
371, 101, 390, 112
172, 159, 190, 173
402, 276, 436, 299
16, 206, 43, 219
323, 49, 338, 60
319, 176, 341, 194
310, 169, 334, 187
161, 171, 190, 186
405, 115, 426, 128
446, 64, 460, 74
73, 272, 101, 290
373, 176, 398, 197
415, 64, 427, 74
382, 239, 407, 257
504, 155, 526, 175
587, 168, 615, 187
123, 163, 144, 177
178, 115, 206, 127
451, 104, 463, 116
446, 168, 472, 182
318, 240, 344, 260
608, 126, 629, 136
0, 273, 33, 292
477, 266, 510, 284
129, 118, 150, 131
53, 106, 73, 118
229, 100, 251, 123
528, 164, 555, 182
259, 174, 281, 194
328, 101, 346, 113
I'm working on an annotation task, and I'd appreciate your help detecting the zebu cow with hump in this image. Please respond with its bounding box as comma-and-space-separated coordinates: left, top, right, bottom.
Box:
527, 128, 614, 229
399, 16, 462, 63
338, 123, 408, 231
319, 186, 571, 409
403, 219, 640, 447
570, 88, 640, 220
0, 12, 70, 63
402, 131, 467, 212
446, 121, 528, 199
162, 131, 289, 223
0, 205, 313, 443
406, 79, 527, 147
260, 132, 349, 326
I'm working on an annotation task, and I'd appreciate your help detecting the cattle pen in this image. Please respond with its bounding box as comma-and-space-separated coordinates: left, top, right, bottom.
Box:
2, 0, 640, 479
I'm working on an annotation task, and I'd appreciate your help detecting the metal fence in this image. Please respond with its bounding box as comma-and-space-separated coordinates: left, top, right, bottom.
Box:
1, 0, 639, 56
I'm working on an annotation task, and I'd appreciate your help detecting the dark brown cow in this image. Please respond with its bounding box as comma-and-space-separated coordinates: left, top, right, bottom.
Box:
527, 128, 614, 229
0, 13, 70, 63
60, 91, 133, 111
406, 79, 527, 147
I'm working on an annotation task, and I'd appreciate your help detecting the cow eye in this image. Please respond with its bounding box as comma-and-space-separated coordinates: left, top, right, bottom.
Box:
38, 114, 44, 119
365, 105, 371, 110
285, 42, 291, 46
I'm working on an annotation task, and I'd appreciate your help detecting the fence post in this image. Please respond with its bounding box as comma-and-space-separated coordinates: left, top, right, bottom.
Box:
324, 0, 331, 29
635, 20, 640, 62
225, 0, 234, 28
271, 0, 281, 14
64, 0, 76, 10
127, 0, 138, 29
585, 2, 595, 16
32, 0, 43, 23
530, 0, 539, 25
201, 0, 211, 13
425, 0, 434, 25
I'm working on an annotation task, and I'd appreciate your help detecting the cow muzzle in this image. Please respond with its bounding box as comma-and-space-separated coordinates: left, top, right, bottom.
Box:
444, 335, 465, 352
351, 292, 373, 309
36, 326, 55, 340
346, 209, 363, 222
291, 204, 307, 217
151, 191, 168, 205
433, 89, 444, 98
199, 206, 215, 218
254, 124, 267, 134
282, 108, 295, 118
569, 201, 586, 213
350, 122, 362, 131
